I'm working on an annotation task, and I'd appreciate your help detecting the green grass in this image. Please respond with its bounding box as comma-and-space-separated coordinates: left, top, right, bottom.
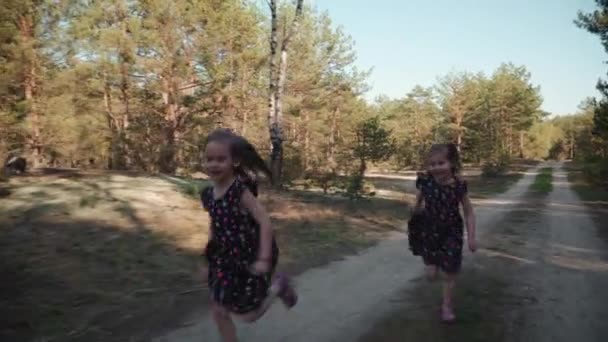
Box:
566, 162, 608, 202
160, 175, 208, 199
79, 194, 101, 208
466, 173, 524, 199
531, 167, 553, 194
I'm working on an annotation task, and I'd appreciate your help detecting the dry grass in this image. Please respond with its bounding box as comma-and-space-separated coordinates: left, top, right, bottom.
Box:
0, 170, 406, 341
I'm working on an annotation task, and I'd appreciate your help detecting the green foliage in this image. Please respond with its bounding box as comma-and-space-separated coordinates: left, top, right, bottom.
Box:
379, 86, 440, 168
481, 151, 511, 177
576, 1, 608, 176
0, 0, 599, 190
347, 116, 394, 198
353, 116, 396, 169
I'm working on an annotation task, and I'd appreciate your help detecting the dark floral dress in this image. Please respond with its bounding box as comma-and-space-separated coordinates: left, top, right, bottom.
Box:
414, 173, 468, 274
201, 178, 279, 314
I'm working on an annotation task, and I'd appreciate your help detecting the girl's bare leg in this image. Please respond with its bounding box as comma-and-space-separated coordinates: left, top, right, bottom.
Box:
441, 272, 457, 321
211, 302, 238, 342
234, 283, 282, 323
235, 273, 298, 323
426, 265, 438, 281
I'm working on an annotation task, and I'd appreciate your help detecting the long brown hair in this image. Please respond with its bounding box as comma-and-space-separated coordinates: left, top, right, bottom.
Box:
205, 129, 272, 195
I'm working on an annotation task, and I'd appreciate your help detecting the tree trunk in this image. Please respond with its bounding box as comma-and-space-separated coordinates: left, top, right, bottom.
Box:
103, 73, 118, 170
506, 121, 513, 156
160, 76, 179, 174
267, 0, 279, 184
267, 0, 304, 186
119, 56, 130, 168
454, 110, 463, 150
456, 131, 462, 150
328, 107, 339, 171
160, 124, 176, 174
519, 130, 525, 159
18, 14, 42, 166
359, 158, 367, 177
270, 46, 289, 184
570, 135, 575, 160
303, 111, 310, 171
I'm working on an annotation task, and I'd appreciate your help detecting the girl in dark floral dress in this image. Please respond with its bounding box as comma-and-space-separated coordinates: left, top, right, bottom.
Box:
410, 143, 476, 322
200, 129, 297, 342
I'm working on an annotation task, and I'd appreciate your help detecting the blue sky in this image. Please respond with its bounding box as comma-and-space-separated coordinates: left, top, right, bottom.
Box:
313, 0, 606, 115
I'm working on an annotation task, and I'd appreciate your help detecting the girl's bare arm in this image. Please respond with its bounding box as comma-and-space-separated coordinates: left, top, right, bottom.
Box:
241, 189, 273, 261
414, 190, 424, 211
462, 194, 477, 249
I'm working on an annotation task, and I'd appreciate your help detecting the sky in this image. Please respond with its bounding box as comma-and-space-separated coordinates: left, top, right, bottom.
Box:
313, 0, 606, 115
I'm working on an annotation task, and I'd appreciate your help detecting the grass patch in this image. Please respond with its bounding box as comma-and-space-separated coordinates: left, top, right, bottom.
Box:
566, 162, 608, 202
466, 172, 524, 199
160, 174, 208, 199
268, 189, 407, 274
530, 167, 553, 194
79, 194, 101, 208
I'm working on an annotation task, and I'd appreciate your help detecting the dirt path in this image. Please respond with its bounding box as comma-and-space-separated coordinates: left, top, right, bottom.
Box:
360, 162, 608, 342
515, 163, 608, 342
154, 166, 544, 341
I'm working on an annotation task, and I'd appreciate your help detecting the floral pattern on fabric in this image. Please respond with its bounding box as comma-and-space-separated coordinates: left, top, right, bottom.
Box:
415, 173, 467, 274
201, 179, 279, 314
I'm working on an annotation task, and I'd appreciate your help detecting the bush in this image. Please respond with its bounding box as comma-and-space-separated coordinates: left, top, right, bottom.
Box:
345, 173, 376, 199
481, 152, 511, 177
581, 158, 608, 187
303, 171, 345, 194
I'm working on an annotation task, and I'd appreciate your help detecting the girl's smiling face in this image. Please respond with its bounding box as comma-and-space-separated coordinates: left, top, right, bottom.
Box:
427, 150, 452, 178
205, 141, 235, 183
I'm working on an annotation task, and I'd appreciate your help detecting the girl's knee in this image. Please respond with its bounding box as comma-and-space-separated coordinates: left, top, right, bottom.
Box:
211, 302, 230, 319
237, 312, 260, 324
442, 272, 458, 282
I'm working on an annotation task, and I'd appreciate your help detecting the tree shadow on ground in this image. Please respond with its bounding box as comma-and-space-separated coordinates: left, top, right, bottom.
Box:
0, 215, 209, 342
0, 170, 410, 341
0, 187, 206, 342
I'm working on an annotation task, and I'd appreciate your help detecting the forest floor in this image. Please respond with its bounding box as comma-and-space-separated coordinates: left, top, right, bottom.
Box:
1, 163, 537, 341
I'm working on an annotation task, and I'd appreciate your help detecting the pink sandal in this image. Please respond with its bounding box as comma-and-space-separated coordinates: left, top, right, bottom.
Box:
274, 273, 298, 309
441, 302, 456, 323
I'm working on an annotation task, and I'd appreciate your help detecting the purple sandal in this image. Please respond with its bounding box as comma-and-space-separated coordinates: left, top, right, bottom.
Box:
441, 302, 456, 323
275, 273, 298, 309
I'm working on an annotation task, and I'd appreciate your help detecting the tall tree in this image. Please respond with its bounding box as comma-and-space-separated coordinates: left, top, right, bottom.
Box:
436, 72, 483, 149
282, 8, 369, 176
575, 3, 608, 156
69, 0, 139, 169
267, 0, 304, 185
381, 86, 441, 167
0, 0, 59, 165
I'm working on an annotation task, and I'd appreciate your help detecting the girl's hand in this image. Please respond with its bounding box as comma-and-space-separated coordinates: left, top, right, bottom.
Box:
468, 238, 477, 253
200, 265, 209, 283
411, 207, 424, 216
251, 259, 271, 275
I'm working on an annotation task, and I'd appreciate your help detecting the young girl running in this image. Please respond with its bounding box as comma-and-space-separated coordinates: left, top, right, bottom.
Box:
411, 143, 476, 322
200, 129, 297, 342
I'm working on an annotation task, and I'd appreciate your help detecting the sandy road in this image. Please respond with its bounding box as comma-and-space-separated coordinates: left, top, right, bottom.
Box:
360, 162, 608, 342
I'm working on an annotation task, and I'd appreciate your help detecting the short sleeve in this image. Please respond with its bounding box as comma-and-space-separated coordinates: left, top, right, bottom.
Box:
415, 172, 426, 190
458, 180, 468, 198
200, 186, 212, 211
239, 175, 258, 197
